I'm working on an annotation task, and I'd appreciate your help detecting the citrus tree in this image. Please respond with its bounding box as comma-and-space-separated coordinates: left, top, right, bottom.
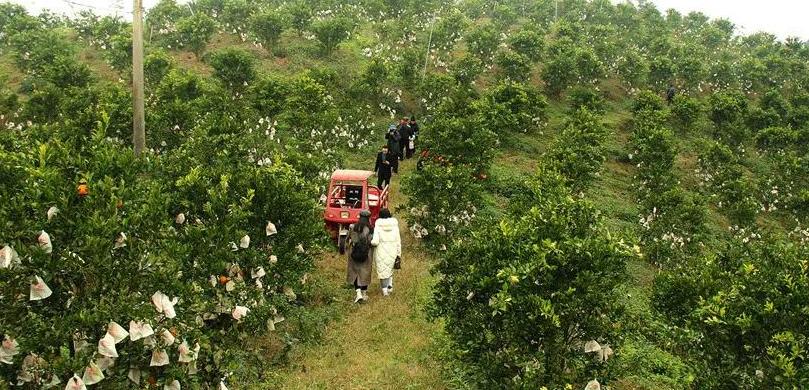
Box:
430, 168, 632, 388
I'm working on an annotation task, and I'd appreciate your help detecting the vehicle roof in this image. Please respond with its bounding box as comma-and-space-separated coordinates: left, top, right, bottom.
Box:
331, 169, 374, 181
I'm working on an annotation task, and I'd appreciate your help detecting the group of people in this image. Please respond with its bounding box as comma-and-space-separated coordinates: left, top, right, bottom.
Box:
344, 116, 422, 303
373, 116, 419, 189
346, 209, 401, 303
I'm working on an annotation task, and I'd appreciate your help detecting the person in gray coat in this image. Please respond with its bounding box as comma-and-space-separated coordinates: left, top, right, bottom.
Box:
347, 210, 374, 303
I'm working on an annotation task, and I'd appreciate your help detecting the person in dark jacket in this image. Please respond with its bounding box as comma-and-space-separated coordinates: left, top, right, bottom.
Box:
666, 84, 676, 104
374, 145, 393, 188
407, 116, 419, 158
397, 118, 411, 160
385, 125, 401, 173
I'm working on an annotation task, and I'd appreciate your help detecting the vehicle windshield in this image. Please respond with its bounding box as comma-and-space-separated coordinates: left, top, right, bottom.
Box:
329, 181, 365, 209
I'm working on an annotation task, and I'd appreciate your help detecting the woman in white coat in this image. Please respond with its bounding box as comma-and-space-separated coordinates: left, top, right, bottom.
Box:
371, 208, 401, 296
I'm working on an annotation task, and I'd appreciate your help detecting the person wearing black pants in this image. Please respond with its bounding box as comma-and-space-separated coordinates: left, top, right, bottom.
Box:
374, 145, 393, 188
398, 118, 411, 160
385, 125, 401, 173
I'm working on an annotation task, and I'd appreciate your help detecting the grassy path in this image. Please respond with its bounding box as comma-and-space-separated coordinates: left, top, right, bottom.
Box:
262, 160, 447, 389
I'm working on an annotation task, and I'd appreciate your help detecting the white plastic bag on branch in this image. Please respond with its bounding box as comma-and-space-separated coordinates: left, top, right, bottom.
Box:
97, 333, 118, 358
107, 322, 128, 343
30, 276, 53, 301
38, 231, 52, 254
0, 246, 20, 269
0, 336, 20, 364
47, 206, 59, 222
266, 221, 277, 236
150, 349, 169, 367
129, 321, 154, 341
64, 375, 86, 390
81, 361, 104, 385
160, 329, 175, 346
151, 291, 178, 318
232, 306, 249, 321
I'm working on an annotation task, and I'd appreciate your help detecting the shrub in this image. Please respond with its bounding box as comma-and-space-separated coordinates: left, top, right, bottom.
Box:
476, 81, 548, 135
420, 116, 497, 175
251, 10, 287, 53
755, 126, 797, 151
652, 237, 809, 388
546, 108, 609, 191
567, 87, 606, 114
507, 29, 544, 61
282, 1, 312, 35
144, 50, 176, 86
708, 90, 749, 144
449, 54, 483, 86
311, 17, 353, 56
465, 22, 499, 61
207, 48, 257, 92
494, 49, 531, 82
430, 168, 631, 388
0, 118, 324, 388
176, 13, 216, 58
670, 95, 704, 131
402, 163, 483, 249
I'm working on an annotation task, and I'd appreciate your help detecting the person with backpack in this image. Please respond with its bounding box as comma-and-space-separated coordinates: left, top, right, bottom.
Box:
347, 210, 373, 303
371, 208, 401, 296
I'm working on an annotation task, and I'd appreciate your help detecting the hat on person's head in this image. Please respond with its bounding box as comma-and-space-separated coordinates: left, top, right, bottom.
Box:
359, 210, 371, 218
388, 124, 396, 130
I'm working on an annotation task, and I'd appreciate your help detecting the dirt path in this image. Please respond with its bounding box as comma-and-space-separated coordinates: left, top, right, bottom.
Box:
265, 160, 447, 389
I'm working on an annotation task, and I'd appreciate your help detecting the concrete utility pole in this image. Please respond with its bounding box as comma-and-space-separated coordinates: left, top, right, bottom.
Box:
555, 0, 559, 21
422, 13, 436, 81
132, 0, 146, 155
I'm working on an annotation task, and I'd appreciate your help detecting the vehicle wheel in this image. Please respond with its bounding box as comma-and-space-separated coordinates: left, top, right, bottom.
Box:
338, 235, 347, 255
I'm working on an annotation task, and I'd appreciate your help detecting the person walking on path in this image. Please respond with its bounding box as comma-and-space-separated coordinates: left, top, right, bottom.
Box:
385, 125, 401, 173
397, 118, 411, 160
406, 116, 419, 158
374, 145, 393, 188
371, 208, 401, 296
347, 210, 374, 303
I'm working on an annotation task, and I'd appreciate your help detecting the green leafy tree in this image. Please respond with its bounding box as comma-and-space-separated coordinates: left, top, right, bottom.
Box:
567, 86, 606, 114
507, 29, 544, 62
144, 49, 176, 86
449, 54, 483, 86
546, 109, 609, 191
248, 76, 289, 118
494, 49, 531, 82
361, 56, 389, 92
311, 17, 353, 56
652, 238, 809, 388
283, 1, 312, 35
207, 48, 257, 92
670, 95, 704, 131
251, 10, 287, 54
709, 90, 749, 145
465, 22, 499, 61
176, 13, 216, 58
430, 167, 631, 388
476, 81, 548, 135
